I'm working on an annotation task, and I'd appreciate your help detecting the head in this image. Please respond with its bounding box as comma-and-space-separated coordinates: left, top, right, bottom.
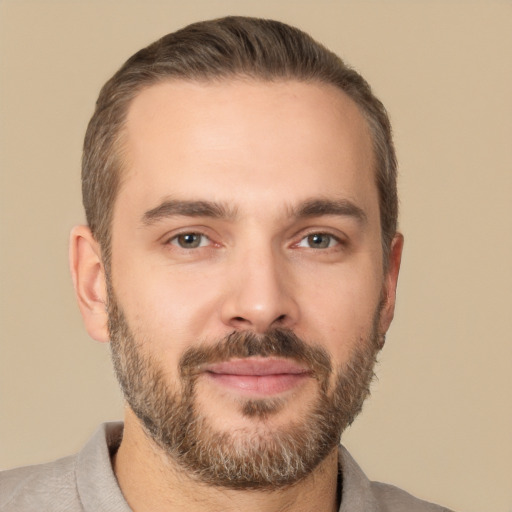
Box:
82, 16, 397, 272
72, 16, 403, 491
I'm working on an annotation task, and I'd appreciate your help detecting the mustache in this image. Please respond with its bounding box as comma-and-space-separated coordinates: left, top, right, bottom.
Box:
179, 328, 332, 384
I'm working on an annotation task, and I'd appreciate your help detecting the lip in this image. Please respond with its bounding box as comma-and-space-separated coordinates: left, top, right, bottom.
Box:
202, 358, 311, 396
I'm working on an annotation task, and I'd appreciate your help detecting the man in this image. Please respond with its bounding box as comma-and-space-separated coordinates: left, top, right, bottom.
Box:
0, 16, 453, 512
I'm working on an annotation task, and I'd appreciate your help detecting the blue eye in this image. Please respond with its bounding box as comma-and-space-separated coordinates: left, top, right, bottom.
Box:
299, 233, 339, 249
171, 233, 209, 249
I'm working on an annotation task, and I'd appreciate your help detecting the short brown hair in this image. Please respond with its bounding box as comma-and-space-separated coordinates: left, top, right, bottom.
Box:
82, 16, 397, 267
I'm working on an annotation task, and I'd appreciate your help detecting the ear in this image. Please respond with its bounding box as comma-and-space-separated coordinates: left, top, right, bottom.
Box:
69, 225, 110, 343
378, 233, 404, 335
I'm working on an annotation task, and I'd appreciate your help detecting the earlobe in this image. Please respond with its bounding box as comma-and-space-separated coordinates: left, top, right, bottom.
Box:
69, 225, 110, 343
379, 233, 404, 335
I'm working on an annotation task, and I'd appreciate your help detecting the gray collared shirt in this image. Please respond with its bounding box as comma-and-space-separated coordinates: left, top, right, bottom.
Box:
0, 422, 453, 512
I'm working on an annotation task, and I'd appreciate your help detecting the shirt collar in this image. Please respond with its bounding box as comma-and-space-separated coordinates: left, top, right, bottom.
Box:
76, 422, 379, 512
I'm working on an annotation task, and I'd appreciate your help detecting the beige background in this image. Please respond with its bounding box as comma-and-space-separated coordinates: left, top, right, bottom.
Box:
1, 1, 511, 511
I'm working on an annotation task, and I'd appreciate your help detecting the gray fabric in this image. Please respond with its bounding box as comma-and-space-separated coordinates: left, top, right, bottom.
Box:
0, 422, 453, 512
337, 447, 453, 512
0, 423, 129, 512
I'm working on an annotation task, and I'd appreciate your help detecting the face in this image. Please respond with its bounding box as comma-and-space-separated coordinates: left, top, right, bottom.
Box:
101, 79, 401, 488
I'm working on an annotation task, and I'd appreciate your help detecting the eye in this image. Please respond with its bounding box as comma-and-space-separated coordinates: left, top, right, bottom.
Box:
169, 233, 210, 249
298, 233, 340, 249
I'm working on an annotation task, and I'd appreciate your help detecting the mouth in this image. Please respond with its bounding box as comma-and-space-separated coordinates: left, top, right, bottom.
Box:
202, 357, 312, 396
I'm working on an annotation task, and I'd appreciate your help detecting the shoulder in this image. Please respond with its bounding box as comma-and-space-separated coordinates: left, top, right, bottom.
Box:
369, 481, 454, 512
0, 422, 125, 512
0, 455, 81, 512
339, 445, 455, 512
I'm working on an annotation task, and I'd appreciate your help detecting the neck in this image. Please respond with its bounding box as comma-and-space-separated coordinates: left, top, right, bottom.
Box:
113, 409, 340, 512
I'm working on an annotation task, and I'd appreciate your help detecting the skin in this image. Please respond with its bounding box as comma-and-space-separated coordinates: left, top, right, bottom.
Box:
70, 79, 403, 512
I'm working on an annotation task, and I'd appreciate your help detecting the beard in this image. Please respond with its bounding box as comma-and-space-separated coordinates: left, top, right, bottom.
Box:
108, 288, 382, 490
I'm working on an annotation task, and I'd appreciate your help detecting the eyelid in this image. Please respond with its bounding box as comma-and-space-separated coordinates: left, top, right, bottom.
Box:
168, 232, 211, 248
161, 226, 217, 247
292, 226, 347, 245
297, 232, 342, 249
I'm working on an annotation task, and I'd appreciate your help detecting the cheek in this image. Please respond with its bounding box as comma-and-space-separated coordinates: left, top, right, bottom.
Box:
296, 261, 383, 362
111, 259, 226, 355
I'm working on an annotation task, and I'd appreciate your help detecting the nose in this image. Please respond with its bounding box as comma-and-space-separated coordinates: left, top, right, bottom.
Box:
220, 245, 300, 334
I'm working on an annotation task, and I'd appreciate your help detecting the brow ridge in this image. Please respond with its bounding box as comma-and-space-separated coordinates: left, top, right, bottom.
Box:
142, 199, 237, 225
292, 198, 367, 223
142, 197, 366, 226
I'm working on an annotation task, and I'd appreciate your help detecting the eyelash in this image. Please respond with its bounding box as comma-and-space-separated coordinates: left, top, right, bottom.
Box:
296, 232, 342, 250
168, 232, 212, 249
166, 231, 343, 251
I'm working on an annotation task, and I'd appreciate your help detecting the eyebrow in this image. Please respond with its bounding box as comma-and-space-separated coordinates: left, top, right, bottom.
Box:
141, 197, 367, 226
142, 199, 238, 225
291, 198, 367, 224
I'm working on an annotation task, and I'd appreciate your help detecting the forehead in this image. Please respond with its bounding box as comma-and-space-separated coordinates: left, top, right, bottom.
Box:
116, 78, 377, 222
